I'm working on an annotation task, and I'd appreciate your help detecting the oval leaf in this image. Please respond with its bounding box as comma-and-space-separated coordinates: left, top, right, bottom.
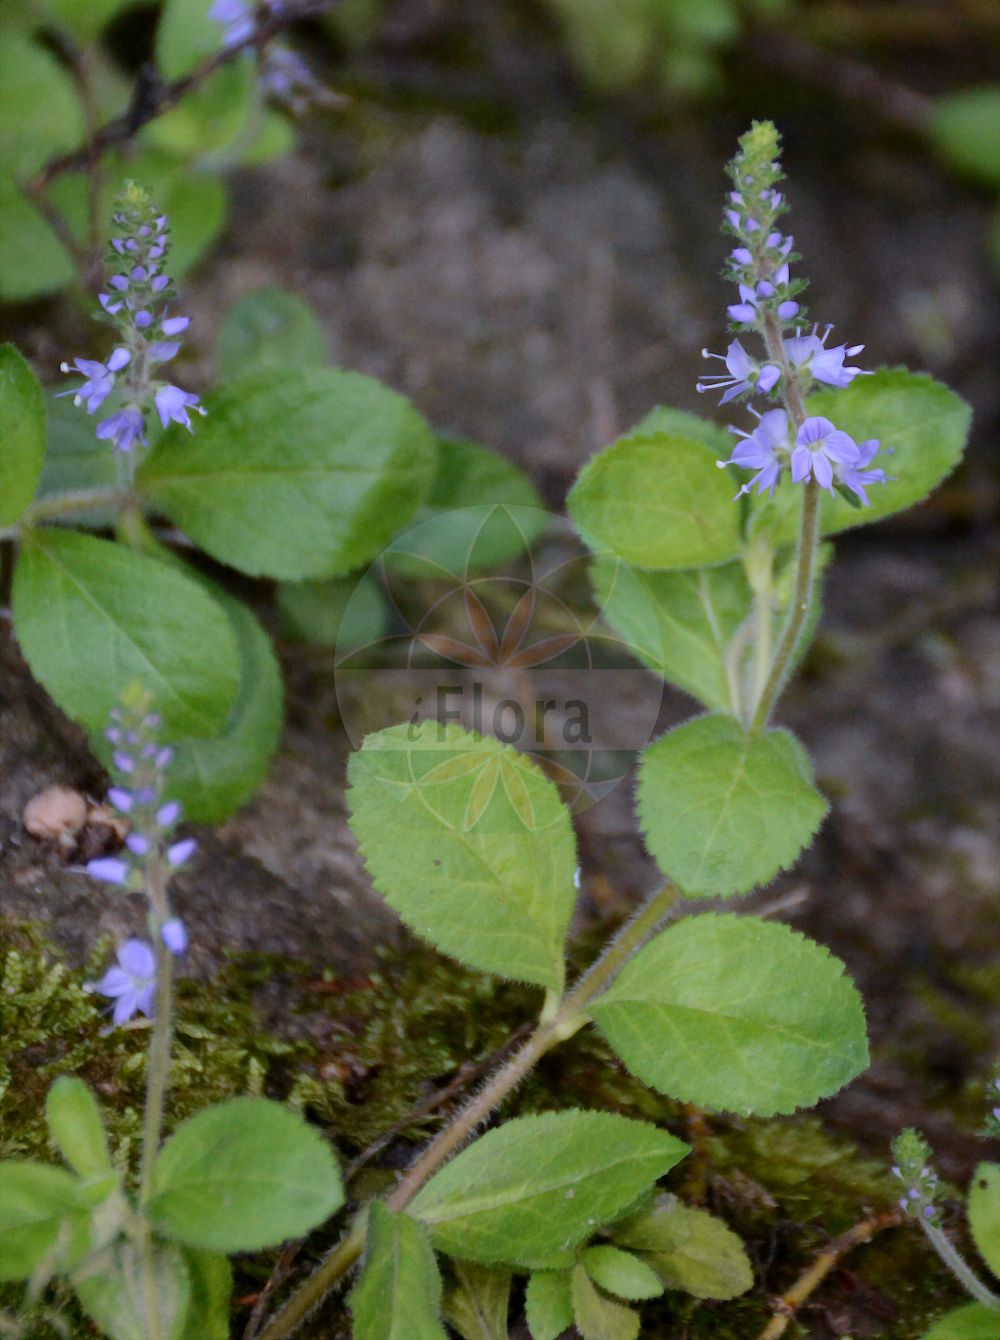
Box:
923, 1305, 1000, 1340
967, 1162, 1000, 1280
347, 721, 578, 991
591, 555, 751, 713
350, 1204, 447, 1340
147, 1097, 344, 1252
443, 1260, 511, 1340
215, 286, 329, 380
580, 1245, 662, 1300
611, 1194, 752, 1300
384, 436, 546, 580
0, 345, 45, 527
525, 1270, 573, 1340
181, 1250, 232, 1340
12, 529, 240, 737
571, 1264, 639, 1340
409, 1110, 689, 1268
0, 1161, 86, 1280
46, 1078, 112, 1181
752, 370, 971, 545
137, 367, 437, 580
591, 914, 868, 1116
74, 1240, 190, 1340
169, 593, 283, 823
568, 431, 741, 570
637, 714, 827, 897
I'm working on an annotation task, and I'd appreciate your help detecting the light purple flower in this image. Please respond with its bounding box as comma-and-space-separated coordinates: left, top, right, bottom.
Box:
791, 416, 859, 492
209, 0, 255, 46
92, 939, 156, 1025
836, 437, 889, 506
157, 801, 181, 828
161, 919, 188, 955
718, 407, 791, 499
107, 786, 133, 812
148, 341, 181, 364
155, 385, 204, 431
58, 349, 130, 414
727, 265, 799, 325
126, 833, 151, 856
697, 340, 780, 404
96, 407, 147, 453
168, 838, 197, 867
86, 857, 130, 885
161, 315, 190, 336
784, 329, 870, 388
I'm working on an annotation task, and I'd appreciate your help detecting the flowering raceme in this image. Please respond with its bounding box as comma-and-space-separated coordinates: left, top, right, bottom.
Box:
84, 698, 192, 1025
704, 123, 891, 507
60, 184, 204, 458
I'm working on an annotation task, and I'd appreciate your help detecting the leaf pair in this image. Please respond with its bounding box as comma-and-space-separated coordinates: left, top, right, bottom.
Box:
351, 1110, 690, 1337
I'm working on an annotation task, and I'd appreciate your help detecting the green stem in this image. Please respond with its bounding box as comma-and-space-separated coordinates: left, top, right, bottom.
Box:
921, 1219, 1000, 1310
139, 866, 173, 1207
255, 882, 681, 1340
749, 479, 820, 732
0, 486, 131, 540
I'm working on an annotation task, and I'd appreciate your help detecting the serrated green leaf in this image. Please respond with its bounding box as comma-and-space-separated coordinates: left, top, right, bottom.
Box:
46, 1078, 112, 1181
591, 913, 868, 1116
442, 1259, 511, 1340
347, 720, 577, 990
571, 1264, 639, 1340
35, 392, 120, 527
967, 1162, 1000, 1280
629, 407, 734, 455
12, 528, 240, 737
580, 1245, 662, 1300
169, 591, 283, 823
181, 1250, 232, 1340
0, 1161, 87, 1280
611, 1194, 752, 1299
349, 1204, 447, 1340
636, 713, 826, 896
568, 430, 741, 570
147, 1097, 344, 1252
930, 88, 1000, 188
751, 371, 971, 544
0, 344, 45, 527
591, 554, 750, 712
409, 1110, 689, 1268
137, 367, 437, 580
277, 572, 387, 649
923, 1304, 1000, 1340
525, 1269, 574, 1340
74, 1240, 190, 1340
215, 286, 329, 380
384, 436, 546, 579
0, 34, 83, 177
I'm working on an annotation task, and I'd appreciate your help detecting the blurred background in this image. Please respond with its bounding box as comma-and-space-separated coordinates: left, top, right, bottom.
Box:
2, 3, 1000, 1332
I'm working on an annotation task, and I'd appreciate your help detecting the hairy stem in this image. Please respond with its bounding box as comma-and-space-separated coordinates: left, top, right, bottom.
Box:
138, 865, 173, 1207
255, 882, 680, 1340
921, 1219, 1000, 1311
749, 478, 820, 732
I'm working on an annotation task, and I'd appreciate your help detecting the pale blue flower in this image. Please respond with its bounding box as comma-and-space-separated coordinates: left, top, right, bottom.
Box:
697, 340, 780, 404
718, 407, 790, 498
92, 939, 156, 1024
791, 416, 859, 491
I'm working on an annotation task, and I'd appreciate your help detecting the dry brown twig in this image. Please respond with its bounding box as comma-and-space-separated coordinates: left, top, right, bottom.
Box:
21, 0, 341, 286
753, 1209, 903, 1340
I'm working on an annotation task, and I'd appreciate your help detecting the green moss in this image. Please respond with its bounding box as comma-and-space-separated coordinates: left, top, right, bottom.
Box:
0, 922, 974, 1338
